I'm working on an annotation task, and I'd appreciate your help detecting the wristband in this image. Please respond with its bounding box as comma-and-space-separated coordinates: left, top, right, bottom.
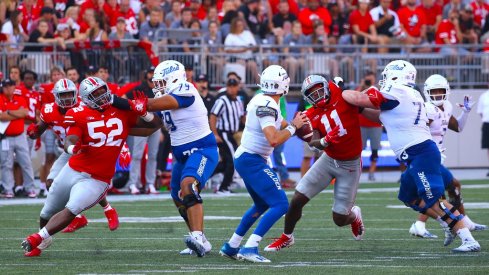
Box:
67, 145, 75, 155
320, 138, 328, 148
141, 112, 154, 122
285, 125, 296, 136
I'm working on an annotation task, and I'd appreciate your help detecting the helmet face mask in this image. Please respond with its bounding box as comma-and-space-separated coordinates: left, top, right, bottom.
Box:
53, 78, 78, 108
423, 74, 450, 106
79, 77, 112, 111
87, 86, 112, 110
301, 75, 330, 108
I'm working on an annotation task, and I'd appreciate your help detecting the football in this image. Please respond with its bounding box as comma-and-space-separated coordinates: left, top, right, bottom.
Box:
296, 120, 314, 142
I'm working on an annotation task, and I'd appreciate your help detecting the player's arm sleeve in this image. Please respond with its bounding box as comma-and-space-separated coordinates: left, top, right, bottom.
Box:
256, 106, 278, 129
169, 94, 195, 108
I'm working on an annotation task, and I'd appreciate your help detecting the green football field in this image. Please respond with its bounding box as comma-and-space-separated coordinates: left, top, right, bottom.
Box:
0, 181, 488, 274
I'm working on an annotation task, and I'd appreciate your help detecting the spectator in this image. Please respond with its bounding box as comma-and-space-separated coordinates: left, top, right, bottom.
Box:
436, 9, 466, 55
78, 8, 95, 34
203, 20, 224, 84
459, 5, 478, 46
224, 17, 259, 84
470, 0, 489, 27
238, 0, 264, 36
210, 77, 245, 195
272, 0, 298, 29
110, 16, 134, 40
349, 0, 379, 52
189, 0, 207, 20
125, 67, 160, 195
183, 19, 202, 54
170, 7, 193, 29
138, 0, 162, 25
283, 20, 308, 83
165, 0, 182, 27
369, 0, 401, 53
220, 9, 239, 38
28, 6, 55, 35
201, 6, 219, 30
185, 64, 196, 85
298, 0, 332, 35
417, 0, 442, 42
66, 67, 80, 85
79, 0, 104, 20
97, 66, 121, 96
356, 71, 382, 181
0, 0, 19, 25
259, 25, 284, 68
328, 3, 348, 45
269, 0, 300, 16
397, 0, 430, 50
64, 6, 82, 39
196, 73, 215, 115
56, 19, 78, 44
477, 89, 489, 177
110, 0, 139, 36
139, 7, 166, 42
306, 20, 339, 77
8, 65, 21, 85
0, 78, 35, 198
442, 0, 462, 20
1, 10, 28, 53
85, 13, 108, 41
17, 0, 41, 33
24, 19, 65, 52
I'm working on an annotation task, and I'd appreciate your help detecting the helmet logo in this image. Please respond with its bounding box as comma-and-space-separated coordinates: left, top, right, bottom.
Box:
162, 64, 179, 76
135, 102, 144, 112
388, 64, 405, 70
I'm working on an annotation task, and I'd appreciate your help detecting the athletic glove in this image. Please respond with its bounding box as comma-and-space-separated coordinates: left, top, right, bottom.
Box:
324, 125, 341, 145
129, 91, 148, 116
457, 95, 475, 113
34, 138, 41, 151
26, 123, 38, 139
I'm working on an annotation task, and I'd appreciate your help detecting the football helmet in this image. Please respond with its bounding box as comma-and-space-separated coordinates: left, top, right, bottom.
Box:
53, 78, 78, 108
258, 65, 290, 95
152, 60, 186, 97
424, 74, 450, 106
79, 76, 112, 110
379, 60, 416, 89
301, 74, 330, 108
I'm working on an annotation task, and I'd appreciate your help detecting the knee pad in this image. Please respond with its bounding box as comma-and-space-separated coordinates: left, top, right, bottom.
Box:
370, 150, 379, 162
439, 200, 464, 229
178, 205, 189, 222
182, 180, 202, 208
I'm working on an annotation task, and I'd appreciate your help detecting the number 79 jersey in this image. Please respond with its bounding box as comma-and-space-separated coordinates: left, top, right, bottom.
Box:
65, 105, 138, 183
305, 81, 362, 160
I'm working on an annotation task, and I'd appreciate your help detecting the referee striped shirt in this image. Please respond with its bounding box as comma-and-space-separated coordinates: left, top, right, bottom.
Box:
211, 94, 245, 133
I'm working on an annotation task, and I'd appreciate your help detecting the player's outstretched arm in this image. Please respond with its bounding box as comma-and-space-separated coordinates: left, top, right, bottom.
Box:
26, 121, 49, 139
448, 95, 475, 132
146, 94, 180, 111
342, 90, 379, 109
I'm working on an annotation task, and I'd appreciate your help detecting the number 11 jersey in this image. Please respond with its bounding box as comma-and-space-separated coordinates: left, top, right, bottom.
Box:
304, 81, 362, 160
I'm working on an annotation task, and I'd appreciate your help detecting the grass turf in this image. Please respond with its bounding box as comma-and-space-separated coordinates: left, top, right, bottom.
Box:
0, 180, 488, 274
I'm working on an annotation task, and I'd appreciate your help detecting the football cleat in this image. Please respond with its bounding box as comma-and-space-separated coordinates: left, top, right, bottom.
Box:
452, 240, 481, 253
24, 247, 41, 257
146, 185, 160, 194
37, 236, 53, 250
351, 206, 365, 240
21, 233, 42, 253
62, 215, 88, 233
219, 243, 240, 260
237, 247, 271, 263
180, 239, 212, 255
472, 223, 488, 231
184, 235, 206, 257
104, 208, 119, 231
409, 222, 438, 239
27, 190, 37, 198
443, 227, 456, 246
129, 185, 140, 195
264, 233, 295, 252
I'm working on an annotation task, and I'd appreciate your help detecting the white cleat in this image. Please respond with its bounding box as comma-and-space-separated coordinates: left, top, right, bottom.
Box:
452, 240, 481, 253
443, 227, 456, 246
409, 222, 438, 239
184, 235, 206, 257
472, 223, 488, 231
350, 206, 365, 241
236, 247, 271, 263
180, 239, 212, 255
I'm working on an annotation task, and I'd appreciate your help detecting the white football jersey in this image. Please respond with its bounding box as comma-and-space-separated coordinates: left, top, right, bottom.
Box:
237, 93, 283, 158
379, 84, 432, 159
162, 80, 212, 146
425, 101, 453, 150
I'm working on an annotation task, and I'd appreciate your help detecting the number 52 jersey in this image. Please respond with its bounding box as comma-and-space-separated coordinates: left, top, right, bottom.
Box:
64, 105, 139, 183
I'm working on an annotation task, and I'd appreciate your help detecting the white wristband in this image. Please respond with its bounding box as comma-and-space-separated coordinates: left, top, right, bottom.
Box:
67, 145, 75, 155
285, 125, 296, 136
141, 112, 154, 122
320, 138, 328, 148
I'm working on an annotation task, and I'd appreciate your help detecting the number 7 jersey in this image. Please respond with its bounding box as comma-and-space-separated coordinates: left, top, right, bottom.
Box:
64, 105, 139, 183
304, 81, 362, 160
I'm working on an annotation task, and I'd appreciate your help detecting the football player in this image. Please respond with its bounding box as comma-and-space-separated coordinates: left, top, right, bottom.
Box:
265, 74, 366, 253
21, 77, 162, 257
26, 78, 120, 242
342, 60, 480, 252
408, 74, 486, 238
219, 65, 308, 263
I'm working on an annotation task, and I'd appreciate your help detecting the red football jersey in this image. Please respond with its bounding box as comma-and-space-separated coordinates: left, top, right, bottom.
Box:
435, 19, 458, 46
471, 1, 489, 26
304, 81, 362, 160
416, 4, 442, 26
15, 86, 40, 123
348, 10, 375, 33
65, 105, 138, 183
40, 102, 74, 147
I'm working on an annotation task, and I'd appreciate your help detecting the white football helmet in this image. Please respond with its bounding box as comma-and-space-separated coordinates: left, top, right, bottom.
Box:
379, 60, 417, 89
152, 60, 186, 97
79, 76, 112, 110
258, 65, 290, 95
53, 78, 78, 108
424, 74, 450, 106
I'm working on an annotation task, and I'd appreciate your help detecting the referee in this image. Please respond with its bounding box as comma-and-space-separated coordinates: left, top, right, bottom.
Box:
210, 78, 245, 194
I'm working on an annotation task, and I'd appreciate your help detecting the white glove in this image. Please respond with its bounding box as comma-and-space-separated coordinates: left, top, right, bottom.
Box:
457, 95, 476, 113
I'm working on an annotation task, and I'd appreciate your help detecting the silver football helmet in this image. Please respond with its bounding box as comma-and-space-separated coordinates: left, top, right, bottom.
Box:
301, 75, 330, 108
53, 78, 78, 108
79, 76, 112, 110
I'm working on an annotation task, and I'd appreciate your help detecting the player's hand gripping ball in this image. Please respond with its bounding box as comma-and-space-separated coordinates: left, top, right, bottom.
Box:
295, 112, 313, 142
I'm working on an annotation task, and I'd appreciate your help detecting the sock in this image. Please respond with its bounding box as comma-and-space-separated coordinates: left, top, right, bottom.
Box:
38, 227, 50, 240
284, 233, 293, 239
463, 216, 475, 230
244, 234, 262, 248
103, 204, 113, 212
456, 227, 475, 242
228, 233, 243, 248
436, 216, 448, 228
40, 182, 46, 191
190, 231, 203, 243
414, 220, 426, 231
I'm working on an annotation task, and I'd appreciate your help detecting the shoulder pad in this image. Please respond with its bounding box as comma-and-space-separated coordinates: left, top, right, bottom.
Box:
168, 81, 195, 97
256, 106, 278, 120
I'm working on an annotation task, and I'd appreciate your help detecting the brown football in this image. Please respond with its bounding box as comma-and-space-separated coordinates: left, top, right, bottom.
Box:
296, 120, 313, 142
